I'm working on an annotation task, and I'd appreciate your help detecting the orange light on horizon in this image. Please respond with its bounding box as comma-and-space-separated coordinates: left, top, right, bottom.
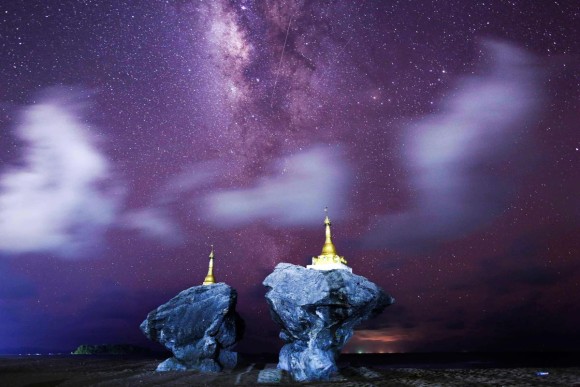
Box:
343, 328, 418, 353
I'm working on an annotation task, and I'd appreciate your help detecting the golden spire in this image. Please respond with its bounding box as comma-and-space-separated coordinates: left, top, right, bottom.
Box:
310, 207, 348, 267
202, 245, 215, 285
321, 207, 338, 256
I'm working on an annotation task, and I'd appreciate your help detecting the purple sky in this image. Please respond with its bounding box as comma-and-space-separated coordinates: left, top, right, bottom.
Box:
0, 0, 578, 354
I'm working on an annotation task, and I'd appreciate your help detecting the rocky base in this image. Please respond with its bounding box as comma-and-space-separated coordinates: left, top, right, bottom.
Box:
140, 283, 244, 372
264, 263, 393, 381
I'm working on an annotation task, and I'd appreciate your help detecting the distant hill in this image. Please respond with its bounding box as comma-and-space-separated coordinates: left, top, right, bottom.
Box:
72, 344, 152, 355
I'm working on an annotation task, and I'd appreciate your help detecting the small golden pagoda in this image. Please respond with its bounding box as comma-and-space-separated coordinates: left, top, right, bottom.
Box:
307, 208, 352, 272
202, 245, 216, 285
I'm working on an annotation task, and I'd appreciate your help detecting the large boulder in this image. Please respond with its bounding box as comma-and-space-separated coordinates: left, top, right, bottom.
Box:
140, 283, 244, 372
264, 263, 394, 381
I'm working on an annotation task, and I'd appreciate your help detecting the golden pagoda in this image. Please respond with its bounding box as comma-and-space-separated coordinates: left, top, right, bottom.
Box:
307, 208, 352, 272
202, 245, 216, 285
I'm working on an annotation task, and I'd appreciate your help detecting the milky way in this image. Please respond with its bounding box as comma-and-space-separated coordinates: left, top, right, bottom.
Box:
0, 0, 578, 354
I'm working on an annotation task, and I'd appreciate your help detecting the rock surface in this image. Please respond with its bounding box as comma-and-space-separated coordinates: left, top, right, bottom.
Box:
264, 263, 394, 381
140, 283, 244, 372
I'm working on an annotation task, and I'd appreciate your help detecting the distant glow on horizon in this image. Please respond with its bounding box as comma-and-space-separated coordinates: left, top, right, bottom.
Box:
343, 329, 415, 353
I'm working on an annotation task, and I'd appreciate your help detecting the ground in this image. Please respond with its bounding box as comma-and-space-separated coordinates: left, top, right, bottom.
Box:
0, 354, 579, 386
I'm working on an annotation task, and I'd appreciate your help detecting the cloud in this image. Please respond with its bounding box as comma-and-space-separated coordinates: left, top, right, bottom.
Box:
161, 160, 221, 204
117, 161, 223, 244
0, 89, 120, 257
120, 208, 184, 245
202, 145, 351, 226
363, 41, 545, 252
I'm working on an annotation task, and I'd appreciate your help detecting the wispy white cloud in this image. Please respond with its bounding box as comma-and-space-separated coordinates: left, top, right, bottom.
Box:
0, 89, 120, 257
202, 145, 351, 226
117, 161, 222, 243
161, 160, 220, 204
363, 41, 545, 251
120, 208, 184, 245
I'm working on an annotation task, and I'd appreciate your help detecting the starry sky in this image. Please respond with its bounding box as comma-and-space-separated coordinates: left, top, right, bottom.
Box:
0, 0, 578, 354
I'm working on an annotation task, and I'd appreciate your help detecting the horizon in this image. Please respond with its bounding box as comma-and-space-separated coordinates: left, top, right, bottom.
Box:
4, 348, 580, 356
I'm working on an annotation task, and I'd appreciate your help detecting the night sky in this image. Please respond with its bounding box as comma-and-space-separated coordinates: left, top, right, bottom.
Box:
0, 0, 579, 355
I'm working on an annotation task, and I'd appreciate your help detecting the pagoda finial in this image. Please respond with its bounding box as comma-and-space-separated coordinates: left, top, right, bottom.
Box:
202, 245, 216, 285
321, 207, 337, 256
307, 208, 351, 271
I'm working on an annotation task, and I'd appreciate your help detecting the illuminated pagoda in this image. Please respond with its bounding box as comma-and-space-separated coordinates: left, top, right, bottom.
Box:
307, 208, 352, 273
202, 245, 216, 285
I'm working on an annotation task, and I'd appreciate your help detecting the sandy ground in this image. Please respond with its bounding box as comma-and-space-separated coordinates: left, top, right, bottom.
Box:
0, 355, 579, 386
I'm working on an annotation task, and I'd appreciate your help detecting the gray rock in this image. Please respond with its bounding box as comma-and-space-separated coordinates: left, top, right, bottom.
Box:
264, 263, 394, 381
140, 283, 244, 372
257, 368, 282, 384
